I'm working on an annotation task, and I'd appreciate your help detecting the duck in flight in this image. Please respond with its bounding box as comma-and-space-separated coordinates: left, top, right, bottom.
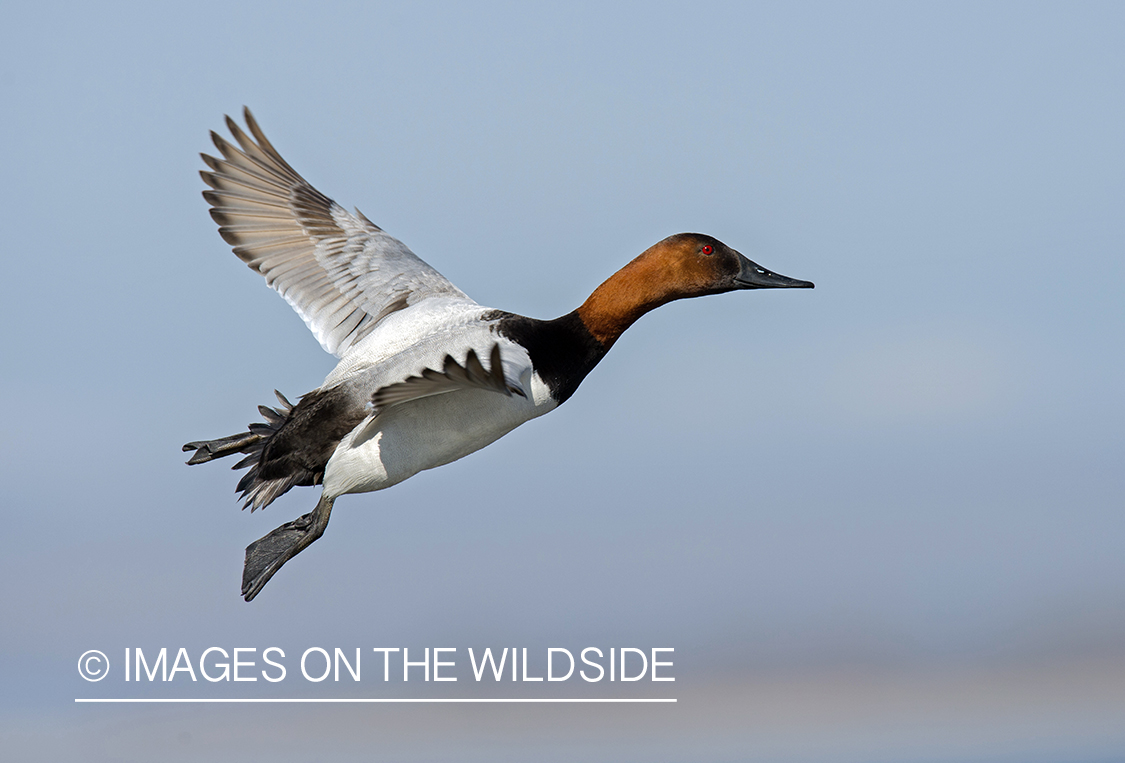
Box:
184, 109, 814, 601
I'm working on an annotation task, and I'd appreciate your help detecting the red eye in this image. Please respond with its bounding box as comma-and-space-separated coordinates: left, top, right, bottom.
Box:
701, 244, 714, 255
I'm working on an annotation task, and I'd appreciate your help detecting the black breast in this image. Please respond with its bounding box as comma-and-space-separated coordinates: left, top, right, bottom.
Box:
490, 310, 607, 405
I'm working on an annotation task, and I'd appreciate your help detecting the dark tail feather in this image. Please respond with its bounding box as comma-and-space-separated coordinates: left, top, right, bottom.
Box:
183, 390, 294, 464
182, 391, 297, 510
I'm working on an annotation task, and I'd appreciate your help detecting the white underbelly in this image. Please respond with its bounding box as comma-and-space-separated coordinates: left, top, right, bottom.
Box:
322, 381, 555, 498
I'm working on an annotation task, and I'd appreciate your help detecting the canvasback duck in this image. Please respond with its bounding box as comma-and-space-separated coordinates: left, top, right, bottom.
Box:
185, 108, 814, 601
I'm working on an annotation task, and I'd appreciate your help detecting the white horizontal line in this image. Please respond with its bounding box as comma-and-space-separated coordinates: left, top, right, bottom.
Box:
75, 697, 676, 704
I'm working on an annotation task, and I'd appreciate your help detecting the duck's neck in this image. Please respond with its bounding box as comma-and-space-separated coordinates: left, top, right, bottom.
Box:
575, 251, 683, 349
496, 249, 692, 405
496, 311, 606, 405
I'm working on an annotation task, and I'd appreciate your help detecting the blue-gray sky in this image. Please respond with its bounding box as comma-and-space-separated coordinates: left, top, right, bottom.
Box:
2, 2, 1123, 761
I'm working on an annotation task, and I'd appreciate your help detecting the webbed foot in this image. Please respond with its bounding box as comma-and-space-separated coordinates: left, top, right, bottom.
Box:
242, 495, 334, 601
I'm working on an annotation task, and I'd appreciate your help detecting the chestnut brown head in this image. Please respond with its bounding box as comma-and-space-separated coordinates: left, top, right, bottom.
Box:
576, 233, 813, 348
647, 233, 814, 299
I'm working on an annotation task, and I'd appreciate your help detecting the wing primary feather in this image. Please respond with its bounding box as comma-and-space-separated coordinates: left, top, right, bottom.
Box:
200, 159, 291, 195
242, 107, 305, 180
224, 115, 302, 184
200, 110, 476, 357
209, 132, 290, 188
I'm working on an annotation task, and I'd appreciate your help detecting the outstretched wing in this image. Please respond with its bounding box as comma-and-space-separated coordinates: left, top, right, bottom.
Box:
201, 107, 474, 358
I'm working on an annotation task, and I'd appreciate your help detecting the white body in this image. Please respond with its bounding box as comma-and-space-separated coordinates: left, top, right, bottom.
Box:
319, 300, 557, 499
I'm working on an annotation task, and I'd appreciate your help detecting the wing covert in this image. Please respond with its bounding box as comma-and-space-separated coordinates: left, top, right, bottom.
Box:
201, 108, 474, 357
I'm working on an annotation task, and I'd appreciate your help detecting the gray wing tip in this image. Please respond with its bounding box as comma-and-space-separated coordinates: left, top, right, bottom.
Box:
223, 113, 240, 138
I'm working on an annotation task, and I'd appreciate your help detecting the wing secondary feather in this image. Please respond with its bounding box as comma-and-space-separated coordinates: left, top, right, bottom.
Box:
353, 344, 526, 445
372, 344, 526, 409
